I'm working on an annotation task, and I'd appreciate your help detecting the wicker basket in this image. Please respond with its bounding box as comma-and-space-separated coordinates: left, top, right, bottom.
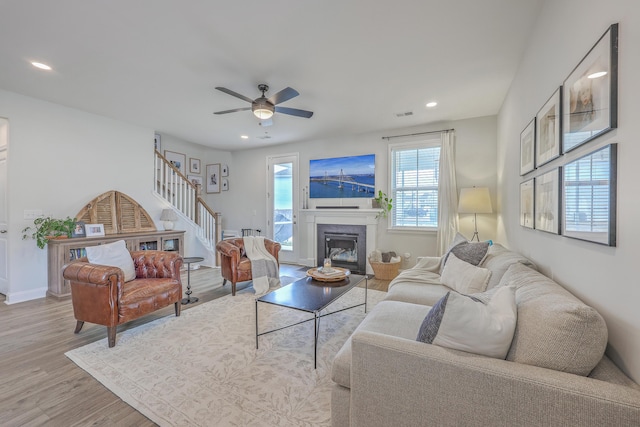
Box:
368, 259, 401, 280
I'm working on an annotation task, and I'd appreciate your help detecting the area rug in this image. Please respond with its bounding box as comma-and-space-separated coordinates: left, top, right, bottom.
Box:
66, 286, 385, 426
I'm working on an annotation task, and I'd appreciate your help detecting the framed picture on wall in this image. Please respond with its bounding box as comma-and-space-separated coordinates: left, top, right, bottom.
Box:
221, 164, 229, 177
520, 118, 535, 175
534, 168, 560, 234
562, 23, 618, 153
187, 175, 203, 187
535, 87, 562, 167
164, 150, 186, 175
520, 179, 534, 229
154, 133, 161, 152
206, 163, 221, 193
222, 178, 229, 191
190, 158, 201, 174
562, 143, 617, 246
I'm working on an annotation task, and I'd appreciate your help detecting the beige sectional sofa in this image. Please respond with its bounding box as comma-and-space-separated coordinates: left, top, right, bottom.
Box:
331, 243, 640, 426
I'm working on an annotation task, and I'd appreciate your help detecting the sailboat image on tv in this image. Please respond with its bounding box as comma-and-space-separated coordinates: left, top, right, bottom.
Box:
309, 154, 375, 199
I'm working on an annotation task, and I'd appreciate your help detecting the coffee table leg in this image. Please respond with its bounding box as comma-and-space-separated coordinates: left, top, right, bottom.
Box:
314, 312, 318, 369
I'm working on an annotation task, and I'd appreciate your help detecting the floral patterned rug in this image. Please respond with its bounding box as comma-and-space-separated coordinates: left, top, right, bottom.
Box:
66, 285, 385, 426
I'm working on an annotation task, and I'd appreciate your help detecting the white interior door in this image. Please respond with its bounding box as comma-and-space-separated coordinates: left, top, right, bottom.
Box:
0, 118, 8, 295
267, 154, 298, 264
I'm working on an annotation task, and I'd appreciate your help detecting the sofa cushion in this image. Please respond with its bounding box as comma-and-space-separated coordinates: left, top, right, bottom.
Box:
416, 286, 517, 359
332, 300, 431, 388
440, 253, 491, 294
385, 281, 451, 306
499, 262, 607, 376
86, 239, 136, 282
480, 243, 537, 289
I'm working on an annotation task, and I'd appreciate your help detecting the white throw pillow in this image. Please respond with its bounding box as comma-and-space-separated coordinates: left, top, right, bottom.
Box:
85, 240, 136, 282
440, 252, 492, 294
416, 286, 517, 359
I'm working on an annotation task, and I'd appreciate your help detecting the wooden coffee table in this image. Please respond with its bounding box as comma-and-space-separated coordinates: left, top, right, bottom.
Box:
255, 273, 367, 369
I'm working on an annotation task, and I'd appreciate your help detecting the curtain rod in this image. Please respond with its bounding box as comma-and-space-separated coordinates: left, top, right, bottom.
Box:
381, 128, 455, 140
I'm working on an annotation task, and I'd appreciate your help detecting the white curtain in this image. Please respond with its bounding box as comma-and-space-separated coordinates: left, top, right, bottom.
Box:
436, 130, 459, 256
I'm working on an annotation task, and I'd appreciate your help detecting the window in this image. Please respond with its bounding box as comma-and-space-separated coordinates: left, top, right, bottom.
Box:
390, 137, 441, 229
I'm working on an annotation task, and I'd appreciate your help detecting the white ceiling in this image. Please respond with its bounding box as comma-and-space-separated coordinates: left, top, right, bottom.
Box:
0, 0, 543, 151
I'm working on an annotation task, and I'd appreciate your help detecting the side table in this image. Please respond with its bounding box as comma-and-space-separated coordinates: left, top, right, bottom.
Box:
181, 256, 204, 304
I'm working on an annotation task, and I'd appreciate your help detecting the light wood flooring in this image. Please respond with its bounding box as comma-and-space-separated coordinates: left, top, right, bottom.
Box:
0, 264, 389, 427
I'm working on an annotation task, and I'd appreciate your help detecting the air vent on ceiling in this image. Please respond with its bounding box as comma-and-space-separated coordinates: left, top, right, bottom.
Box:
395, 111, 414, 117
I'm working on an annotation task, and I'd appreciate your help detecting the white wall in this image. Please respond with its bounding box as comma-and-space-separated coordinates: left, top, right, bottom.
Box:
222, 115, 497, 268
497, 0, 640, 381
0, 89, 227, 303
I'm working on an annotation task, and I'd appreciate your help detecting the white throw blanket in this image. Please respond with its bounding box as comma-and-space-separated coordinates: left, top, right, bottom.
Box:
243, 236, 280, 295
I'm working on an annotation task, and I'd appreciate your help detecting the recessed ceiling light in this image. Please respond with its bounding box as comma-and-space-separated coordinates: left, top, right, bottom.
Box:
240, 135, 249, 139
588, 71, 607, 79
426, 102, 438, 108
31, 61, 52, 70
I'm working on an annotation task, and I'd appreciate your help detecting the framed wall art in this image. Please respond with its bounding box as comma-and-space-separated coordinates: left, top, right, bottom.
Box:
535, 88, 562, 167
164, 150, 186, 175
309, 153, 375, 198
221, 164, 229, 177
190, 158, 201, 174
520, 118, 535, 175
154, 133, 161, 152
534, 168, 560, 234
562, 23, 618, 153
562, 143, 617, 246
520, 179, 534, 229
222, 178, 229, 191
206, 163, 221, 193
187, 175, 203, 187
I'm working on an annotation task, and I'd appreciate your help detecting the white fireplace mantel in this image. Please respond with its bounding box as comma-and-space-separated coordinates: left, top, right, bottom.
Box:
299, 209, 381, 274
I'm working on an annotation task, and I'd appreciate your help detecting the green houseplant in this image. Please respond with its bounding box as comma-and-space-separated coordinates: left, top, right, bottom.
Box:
373, 190, 393, 219
22, 216, 76, 249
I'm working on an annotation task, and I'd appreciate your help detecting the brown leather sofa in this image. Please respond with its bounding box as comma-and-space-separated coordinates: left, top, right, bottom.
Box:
62, 250, 183, 347
216, 237, 281, 296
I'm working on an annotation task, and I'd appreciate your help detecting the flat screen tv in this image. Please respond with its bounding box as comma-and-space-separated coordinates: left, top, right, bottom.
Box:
309, 154, 375, 198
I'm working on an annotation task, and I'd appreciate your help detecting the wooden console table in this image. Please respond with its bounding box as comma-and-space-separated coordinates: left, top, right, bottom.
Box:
47, 230, 185, 299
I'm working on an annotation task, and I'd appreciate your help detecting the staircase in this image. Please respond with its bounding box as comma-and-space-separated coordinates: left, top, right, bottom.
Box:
154, 150, 222, 265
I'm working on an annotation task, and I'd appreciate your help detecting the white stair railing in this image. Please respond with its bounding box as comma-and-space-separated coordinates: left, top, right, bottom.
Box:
154, 150, 222, 262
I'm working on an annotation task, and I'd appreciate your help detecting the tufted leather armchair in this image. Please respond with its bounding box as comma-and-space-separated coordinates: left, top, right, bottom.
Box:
62, 250, 183, 347
215, 237, 281, 296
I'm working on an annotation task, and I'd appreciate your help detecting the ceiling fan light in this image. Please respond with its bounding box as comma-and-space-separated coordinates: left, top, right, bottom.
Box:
253, 108, 274, 120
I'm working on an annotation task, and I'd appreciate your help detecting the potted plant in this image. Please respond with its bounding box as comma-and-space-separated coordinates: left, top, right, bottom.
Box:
372, 190, 393, 219
22, 216, 76, 249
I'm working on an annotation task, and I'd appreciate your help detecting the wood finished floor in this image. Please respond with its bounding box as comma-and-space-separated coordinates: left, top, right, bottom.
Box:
0, 264, 389, 427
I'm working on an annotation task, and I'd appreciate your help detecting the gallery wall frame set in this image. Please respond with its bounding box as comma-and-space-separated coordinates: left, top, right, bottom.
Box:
164, 150, 186, 175
519, 23, 618, 247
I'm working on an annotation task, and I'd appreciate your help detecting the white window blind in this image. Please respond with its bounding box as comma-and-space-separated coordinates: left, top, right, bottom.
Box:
390, 139, 441, 228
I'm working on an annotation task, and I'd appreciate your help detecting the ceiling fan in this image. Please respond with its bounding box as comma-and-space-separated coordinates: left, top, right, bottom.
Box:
214, 84, 314, 120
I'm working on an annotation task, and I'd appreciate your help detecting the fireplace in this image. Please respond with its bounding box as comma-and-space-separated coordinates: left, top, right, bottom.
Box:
317, 224, 366, 274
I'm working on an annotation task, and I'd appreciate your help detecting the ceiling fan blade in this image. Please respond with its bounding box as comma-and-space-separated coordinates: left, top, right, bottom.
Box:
215, 87, 254, 103
275, 106, 314, 118
268, 87, 299, 105
213, 107, 251, 115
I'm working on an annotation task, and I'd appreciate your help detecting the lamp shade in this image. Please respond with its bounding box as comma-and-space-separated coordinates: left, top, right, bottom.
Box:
160, 209, 178, 221
458, 187, 493, 214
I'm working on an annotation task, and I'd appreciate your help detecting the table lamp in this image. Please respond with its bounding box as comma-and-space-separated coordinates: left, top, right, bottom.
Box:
458, 187, 492, 242
160, 208, 178, 231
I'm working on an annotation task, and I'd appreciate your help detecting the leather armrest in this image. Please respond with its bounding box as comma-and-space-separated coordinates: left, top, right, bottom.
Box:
216, 240, 242, 258
62, 261, 123, 286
